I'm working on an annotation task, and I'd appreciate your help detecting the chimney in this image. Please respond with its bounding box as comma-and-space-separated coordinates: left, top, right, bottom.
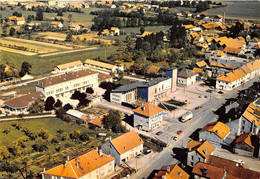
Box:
178, 172, 182, 177
222, 169, 227, 179
124, 146, 126, 150
189, 147, 192, 152
142, 106, 145, 111
204, 149, 207, 155
98, 149, 103, 157
43, 168, 46, 172
162, 176, 167, 179
67, 156, 70, 161
154, 173, 157, 177
202, 167, 208, 175
109, 136, 112, 141
167, 166, 170, 173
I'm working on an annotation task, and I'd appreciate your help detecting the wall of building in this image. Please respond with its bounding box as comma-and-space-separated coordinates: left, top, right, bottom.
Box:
134, 113, 149, 131
234, 147, 254, 157
187, 151, 205, 167
37, 73, 98, 99
177, 76, 196, 86
110, 92, 123, 105
147, 78, 171, 102
119, 144, 143, 165
239, 116, 259, 135
225, 118, 240, 136
199, 131, 222, 148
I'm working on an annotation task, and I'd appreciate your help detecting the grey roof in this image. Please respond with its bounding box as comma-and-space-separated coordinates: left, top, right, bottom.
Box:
111, 77, 170, 93
178, 69, 196, 78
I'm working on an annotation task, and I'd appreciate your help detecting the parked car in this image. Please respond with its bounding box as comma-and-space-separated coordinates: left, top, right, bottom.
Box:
144, 150, 151, 155
181, 111, 193, 122
136, 154, 144, 158
156, 131, 163, 135
206, 89, 213, 93
177, 130, 183, 135
172, 136, 179, 141
195, 106, 202, 110
218, 91, 224, 94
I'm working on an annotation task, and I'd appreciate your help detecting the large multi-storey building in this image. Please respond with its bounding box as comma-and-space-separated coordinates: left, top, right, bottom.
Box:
110, 69, 177, 105
36, 69, 99, 98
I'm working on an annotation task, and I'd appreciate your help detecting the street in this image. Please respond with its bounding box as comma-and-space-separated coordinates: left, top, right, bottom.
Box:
129, 76, 259, 179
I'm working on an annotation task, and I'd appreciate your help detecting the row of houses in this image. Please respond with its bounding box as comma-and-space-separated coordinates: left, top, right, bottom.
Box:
53, 59, 124, 74
42, 130, 144, 179
216, 59, 260, 91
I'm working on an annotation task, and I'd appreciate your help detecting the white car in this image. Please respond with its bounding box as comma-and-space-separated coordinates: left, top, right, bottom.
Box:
172, 136, 179, 141
234, 159, 245, 165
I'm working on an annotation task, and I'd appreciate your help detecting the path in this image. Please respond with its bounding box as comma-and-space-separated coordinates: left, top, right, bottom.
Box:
0, 114, 56, 122
39, 47, 98, 57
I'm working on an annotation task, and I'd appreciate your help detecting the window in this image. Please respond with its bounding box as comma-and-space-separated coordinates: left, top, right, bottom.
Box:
242, 126, 245, 130
243, 120, 245, 124
191, 156, 194, 160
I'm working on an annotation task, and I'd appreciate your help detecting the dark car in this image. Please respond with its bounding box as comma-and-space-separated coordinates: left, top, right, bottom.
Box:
136, 154, 144, 158
156, 131, 163, 135
144, 150, 151, 155
218, 91, 224, 94
206, 89, 213, 93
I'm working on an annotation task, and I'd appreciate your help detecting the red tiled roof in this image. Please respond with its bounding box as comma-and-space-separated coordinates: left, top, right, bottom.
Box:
133, 103, 164, 117
234, 132, 254, 149
43, 150, 114, 178
37, 69, 97, 88
4, 91, 44, 108
187, 140, 215, 159
98, 73, 112, 82
200, 122, 230, 139
153, 164, 190, 179
110, 131, 143, 155
205, 156, 260, 178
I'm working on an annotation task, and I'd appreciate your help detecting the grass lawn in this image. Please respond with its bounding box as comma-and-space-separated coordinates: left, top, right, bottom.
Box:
1, 46, 119, 76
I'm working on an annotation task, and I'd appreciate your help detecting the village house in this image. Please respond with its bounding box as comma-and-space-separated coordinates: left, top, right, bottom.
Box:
177, 69, 197, 87
53, 60, 84, 73
193, 155, 260, 179
42, 150, 115, 179
69, 24, 80, 31
8, 16, 25, 25
101, 131, 143, 165
4, 91, 45, 114
36, 69, 99, 99
153, 164, 190, 179
234, 132, 255, 157
84, 59, 123, 73
134, 103, 165, 132
199, 121, 231, 148
50, 21, 63, 29
213, 15, 223, 22
101, 27, 120, 36
106, 4, 116, 8
195, 60, 207, 68
110, 69, 177, 105
186, 140, 215, 167
82, 3, 90, 8
146, 65, 164, 76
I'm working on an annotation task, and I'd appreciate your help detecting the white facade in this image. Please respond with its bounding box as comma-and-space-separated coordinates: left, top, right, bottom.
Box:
101, 141, 143, 165
16, 20, 25, 25
36, 73, 98, 99
177, 75, 196, 86
134, 112, 163, 131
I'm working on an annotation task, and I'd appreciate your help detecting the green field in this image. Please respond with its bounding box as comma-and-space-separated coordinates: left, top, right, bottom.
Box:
1, 45, 119, 76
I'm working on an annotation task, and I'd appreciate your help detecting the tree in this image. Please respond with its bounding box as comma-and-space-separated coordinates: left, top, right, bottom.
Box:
44, 96, 55, 111
79, 132, 89, 141
19, 61, 32, 77
68, 14, 72, 22
86, 87, 94, 94
36, 10, 44, 21
54, 99, 62, 108
140, 26, 145, 35
28, 99, 44, 114
71, 90, 81, 100
0, 146, 11, 160
102, 110, 125, 133
57, 9, 63, 16
38, 128, 49, 140
63, 103, 73, 111
69, 130, 81, 141
9, 27, 15, 36
66, 32, 73, 41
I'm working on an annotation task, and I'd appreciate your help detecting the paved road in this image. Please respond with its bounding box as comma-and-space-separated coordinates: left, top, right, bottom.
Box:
130, 76, 259, 179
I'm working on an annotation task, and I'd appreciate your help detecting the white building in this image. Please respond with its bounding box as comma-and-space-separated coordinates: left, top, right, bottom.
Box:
101, 131, 143, 165
53, 60, 84, 73
66, 109, 87, 121
42, 150, 115, 179
50, 21, 63, 29
216, 60, 260, 91
84, 59, 123, 73
186, 140, 215, 167
177, 69, 197, 86
36, 69, 99, 99
4, 91, 44, 114
133, 103, 165, 132
199, 121, 231, 148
